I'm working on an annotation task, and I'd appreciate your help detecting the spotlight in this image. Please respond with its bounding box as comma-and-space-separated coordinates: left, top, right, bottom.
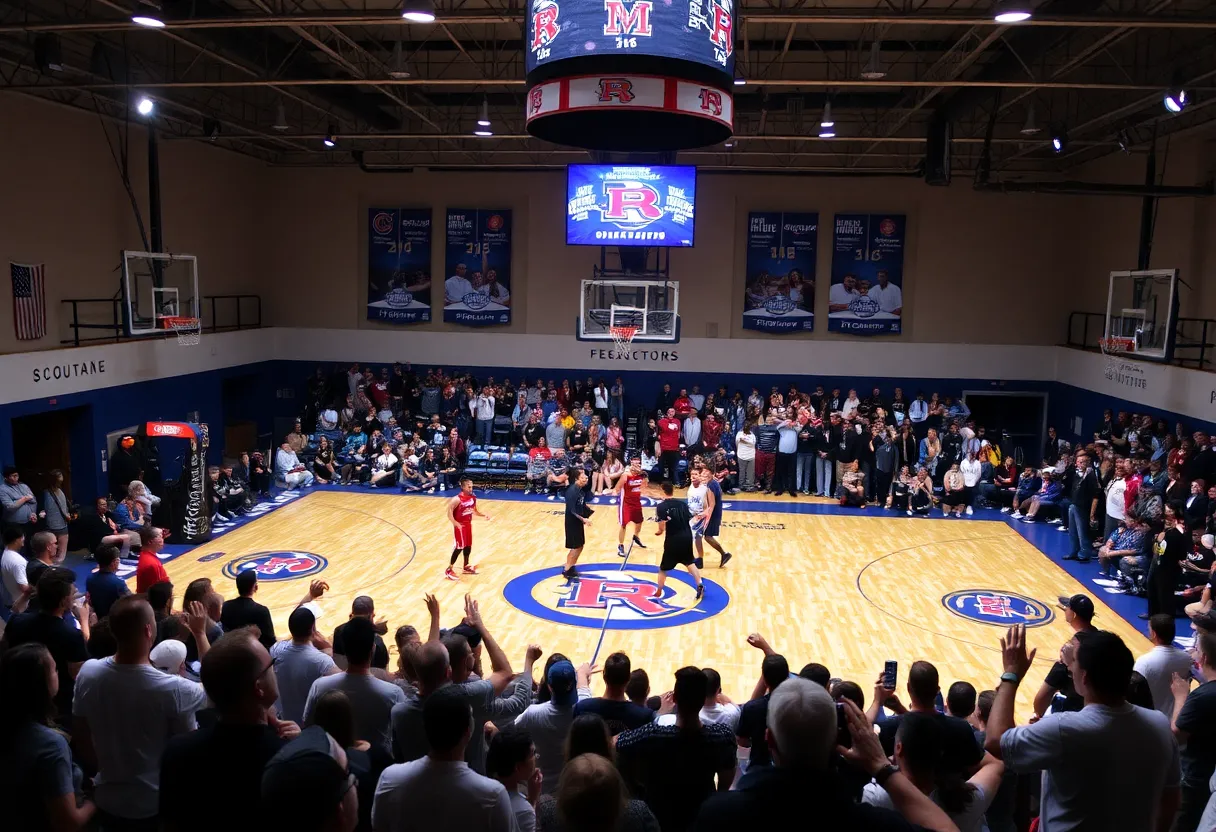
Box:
724, 141, 734, 148
1164, 85, 1189, 114
819, 101, 834, 129
131, 0, 165, 27
1019, 104, 1039, 135
1049, 127, 1067, 154
473, 128, 493, 137
136, 95, 155, 116
992, 0, 1032, 23
272, 101, 289, 132
323, 123, 337, 148
733, 69, 746, 86
34, 34, 64, 73
401, 0, 435, 23
860, 42, 885, 81
389, 41, 411, 79
819, 127, 836, 139
477, 99, 491, 128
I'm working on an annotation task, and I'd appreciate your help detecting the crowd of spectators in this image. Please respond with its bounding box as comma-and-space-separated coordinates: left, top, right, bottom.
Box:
2, 565, 1214, 832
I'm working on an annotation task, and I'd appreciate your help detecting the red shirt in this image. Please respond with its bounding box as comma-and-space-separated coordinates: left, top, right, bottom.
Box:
658, 417, 682, 452
674, 396, 694, 416
622, 472, 646, 505
454, 492, 477, 526
136, 550, 169, 594
702, 419, 723, 449
370, 381, 390, 408
529, 447, 552, 460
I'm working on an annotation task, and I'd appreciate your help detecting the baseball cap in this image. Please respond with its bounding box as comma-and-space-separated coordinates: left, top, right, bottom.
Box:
150, 640, 187, 675
262, 726, 352, 828
1057, 594, 1096, 620
547, 660, 578, 707
449, 623, 483, 650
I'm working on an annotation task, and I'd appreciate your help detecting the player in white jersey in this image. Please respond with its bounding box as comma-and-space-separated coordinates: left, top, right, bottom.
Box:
614, 456, 648, 558
686, 466, 709, 543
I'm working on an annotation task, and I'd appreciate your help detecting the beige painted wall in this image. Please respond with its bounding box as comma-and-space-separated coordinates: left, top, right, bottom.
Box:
3, 90, 1213, 359
0, 94, 266, 355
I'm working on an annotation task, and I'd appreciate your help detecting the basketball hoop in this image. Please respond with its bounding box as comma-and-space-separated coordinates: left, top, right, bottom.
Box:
162, 316, 201, 347
609, 325, 638, 355
1099, 336, 1136, 376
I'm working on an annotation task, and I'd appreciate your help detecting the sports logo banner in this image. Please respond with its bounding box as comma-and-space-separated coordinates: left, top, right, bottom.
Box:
367, 208, 433, 325
742, 211, 817, 333
443, 209, 513, 326
828, 213, 906, 335
566, 165, 696, 246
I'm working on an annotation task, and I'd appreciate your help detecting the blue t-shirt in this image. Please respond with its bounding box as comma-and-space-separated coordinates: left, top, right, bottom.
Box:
85, 571, 130, 618
707, 479, 723, 527
0, 721, 78, 831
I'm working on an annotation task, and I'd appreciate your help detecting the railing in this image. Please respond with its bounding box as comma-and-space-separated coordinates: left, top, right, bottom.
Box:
61, 294, 263, 347
1066, 310, 1215, 370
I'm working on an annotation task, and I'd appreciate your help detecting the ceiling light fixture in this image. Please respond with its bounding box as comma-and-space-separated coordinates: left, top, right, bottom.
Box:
401, 0, 436, 24
34, 34, 64, 73
1164, 83, 1189, 114
1050, 127, 1067, 154
477, 99, 491, 128
272, 101, 289, 132
323, 123, 337, 148
131, 0, 165, 27
992, 0, 1032, 23
1019, 104, 1039, 135
860, 42, 885, 81
389, 40, 412, 79
473, 128, 493, 137
136, 95, 155, 116
819, 101, 834, 128
818, 128, 836, 139
733, 68, 746, 86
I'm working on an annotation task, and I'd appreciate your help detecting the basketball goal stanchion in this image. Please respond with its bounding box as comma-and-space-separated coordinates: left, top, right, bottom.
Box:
162, 315, 202, 347
609, 325, 638, 356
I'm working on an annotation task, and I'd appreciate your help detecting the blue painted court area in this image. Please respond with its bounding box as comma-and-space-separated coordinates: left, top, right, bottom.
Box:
73, 482, 1157, 638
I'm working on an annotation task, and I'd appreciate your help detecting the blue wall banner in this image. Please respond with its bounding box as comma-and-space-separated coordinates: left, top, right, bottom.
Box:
367, 208, 433, 325
827, 214, 906, 335
742, 211, 818, 333
443, 209, 513, 326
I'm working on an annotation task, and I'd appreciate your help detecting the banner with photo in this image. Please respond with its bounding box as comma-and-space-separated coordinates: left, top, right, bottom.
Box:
366, 208, 433, 324
443, 209, 513, 326
742, 211, 817, 333
827, 213, 906, 335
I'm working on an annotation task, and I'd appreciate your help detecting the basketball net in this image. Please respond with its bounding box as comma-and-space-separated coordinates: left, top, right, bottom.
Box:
610, 325, 637, 355
164, 316, 201, 347
1099, 336, 1136, 377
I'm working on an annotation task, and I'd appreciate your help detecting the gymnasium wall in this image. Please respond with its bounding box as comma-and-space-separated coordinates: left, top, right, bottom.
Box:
0, 95, 266, 354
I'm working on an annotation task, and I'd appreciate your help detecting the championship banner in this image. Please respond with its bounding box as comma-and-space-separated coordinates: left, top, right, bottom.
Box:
827, 213, 906, 335
742, 211, 817, 333
443, 209, 513, 326
367, 208, 433, 325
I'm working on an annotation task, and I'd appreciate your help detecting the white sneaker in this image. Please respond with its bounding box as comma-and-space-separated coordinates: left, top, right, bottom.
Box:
966, 506, 974, 516
1011, 511, 1022, 519
1047, 518, 1062, 525
1057, 526, 1068, 532
547, 494, 556, 500
907, 510, 913, 516
1000, 507, 1011, 513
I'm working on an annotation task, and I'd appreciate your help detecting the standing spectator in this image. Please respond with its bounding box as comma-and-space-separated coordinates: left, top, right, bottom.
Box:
73, 596, 209, 829
260, 725, 360, 832
754, 417, 780, 494
573, 651, 655, 735
304, 616, 406, 757
986, 625, 1180, 831
109, 435, 143, 500
872, 660, 983, 777
472, 386, 496, 446
159, 629, 296, 830
656, 667, 740, 732
1062, 451, 1100, 563
773, 417, 799, 498
41, 469, 71, 562
1, 465, 39, 545
734, 422, 756, 492
373, 689, 517, 832
736, 634, 789, 769
610, 377, 625, 426
0, 525, 31, 621
333, 596, 391, 671
960, 450, 982, 516
1170, 629, 1216, 832
487, 727, 542, 832
875, 427, 898, 506
515, 659, 595, 795
2, 568, 89, 724
272, 604, 338, 725
0, 643, 96, 831
1134, 614, 1196, 720
658, 408, 682, 485
134, 526, 169, 594
84, 544, 129, 618
220, 569, 277, 649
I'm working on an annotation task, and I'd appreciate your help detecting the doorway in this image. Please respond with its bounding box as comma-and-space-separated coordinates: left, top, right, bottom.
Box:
10, 406, 92, 500
961, 392, 1048, 467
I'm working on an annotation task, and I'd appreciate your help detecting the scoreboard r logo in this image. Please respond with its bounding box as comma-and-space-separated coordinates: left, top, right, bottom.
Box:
698, 89, 723, 116
597, 78, 636, 103
603, 0, 653, 37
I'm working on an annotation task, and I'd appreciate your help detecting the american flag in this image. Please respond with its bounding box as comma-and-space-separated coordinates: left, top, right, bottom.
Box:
11, 263, 46, 340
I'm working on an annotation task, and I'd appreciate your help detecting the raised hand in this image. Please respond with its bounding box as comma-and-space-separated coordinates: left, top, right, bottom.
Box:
425, 593, 440, 619
309, 580, 329, 600
525, 644, 543, 665
836, 699, 890, 775
464, 594, 484, 630
1000, 624, 1037, 681
183, 600, 208, 635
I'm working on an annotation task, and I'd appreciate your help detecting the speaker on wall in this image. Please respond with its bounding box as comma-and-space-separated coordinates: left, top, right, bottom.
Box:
925, 113, 952, 186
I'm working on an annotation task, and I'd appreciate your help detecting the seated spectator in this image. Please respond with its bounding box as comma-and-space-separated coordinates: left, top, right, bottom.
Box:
980, 457, 1019, 510
0, 643, 96, 831
616, 666, 737, 830
516, 659, 595, 794
1005, 466, 1042, 518
261, 725, 360, 832
304, 616, 406, 757
526, 439, 553, 494
369, 442, 401, 489
487, 727, 542, 832
593, 450, 624, 496
837, 462, 867, 508
1018, 470, 1063, 523
159, 628, 296, 830
399, 453, 423, 492
908, 467, 934, 515
135, 526, 170, 594
986, 625, 1180, 832
437, 447, 460, 492
308, 691, 389, 832
888, 465, 913, 511
1097, 512, 1150, 579
546, 450, 570, 499
313, 436, 338, 483
80, 497, 138, 559
74, 596, 209, 828
373, 689, 517, 832
84, 544, 129, 618
415, 447, 438, 492
246, 450, 272, 498
210, 465, 245, 521
220, 569, 277, 649
573, 651, 655, 735
941, 462, 967, 517
113, 494, 147, 536
128, 479, 161, 518
626, 668, 650, 708
276, 441, 316, 489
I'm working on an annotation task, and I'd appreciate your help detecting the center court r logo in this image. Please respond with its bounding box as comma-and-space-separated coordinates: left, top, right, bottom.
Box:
942, 589, 1053, 627
561, 578, 676, 615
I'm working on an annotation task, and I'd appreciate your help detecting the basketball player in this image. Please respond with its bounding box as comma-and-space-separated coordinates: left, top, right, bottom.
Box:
562, 469, 594, 580
686, 464, 709, 552
695, 465, 732, 569
614, 456, 648, 558
445, 476, 490, 581
653, 481, 704, 601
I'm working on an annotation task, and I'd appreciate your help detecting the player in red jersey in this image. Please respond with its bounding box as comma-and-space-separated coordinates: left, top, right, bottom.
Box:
445, 476, 490, 581
613, 456, 648, 558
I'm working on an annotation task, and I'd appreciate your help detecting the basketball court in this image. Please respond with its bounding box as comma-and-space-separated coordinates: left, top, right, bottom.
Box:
139, 485, 1151, 719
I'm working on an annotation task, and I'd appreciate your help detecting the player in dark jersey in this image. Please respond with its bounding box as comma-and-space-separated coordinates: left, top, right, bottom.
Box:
694, 463, 732, 569
563, 469, 594, 580
653, 480, 704, 601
